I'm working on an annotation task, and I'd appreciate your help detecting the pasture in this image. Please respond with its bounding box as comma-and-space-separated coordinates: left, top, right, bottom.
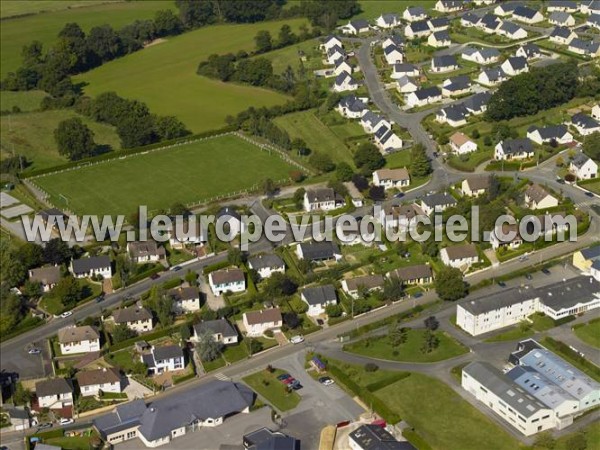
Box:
0, 1, 111, 18
1, 0, 175, 77
33, 134, 296, 216
75, 19, 308, 133
357, 0, 436, 19
0, 90, 46, 112
1, 109, 120, 171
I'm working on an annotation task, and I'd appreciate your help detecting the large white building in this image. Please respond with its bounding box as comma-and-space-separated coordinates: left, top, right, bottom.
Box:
58, 325, 101, 355
456, 276, 600, 336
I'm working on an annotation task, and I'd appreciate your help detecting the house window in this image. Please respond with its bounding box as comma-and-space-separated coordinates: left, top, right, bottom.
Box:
127, 431, 136, 439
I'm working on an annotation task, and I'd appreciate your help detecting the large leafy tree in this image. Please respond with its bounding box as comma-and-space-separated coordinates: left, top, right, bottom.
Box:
409, 143, 431, 177
54, 118, 96, 160
196, 330, 223, 361
353, 143, 385, 171
435, 267, 468, 301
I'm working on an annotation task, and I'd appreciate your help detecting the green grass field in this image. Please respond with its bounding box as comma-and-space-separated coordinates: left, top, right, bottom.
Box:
75, 19, 307, 133
573, 319, 600, 349
583, 179, 600, 195
356, 0, 436, 19
1, 109, 121, 171
376, 373, 522, 450
1, 1, 175, 77
344, 328, 469, 363
243, 368, 301, 412
0, 0, 112, 18
34, 134, 295, 215
0, 90, 47, 112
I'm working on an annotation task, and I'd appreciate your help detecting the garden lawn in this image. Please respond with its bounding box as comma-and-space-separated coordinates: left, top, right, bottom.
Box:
0, 91, 46, 112
376, 373, 522, 450
243, 368, 301, 412
274, 109, 355, 166
1, 109, 121, 171
1, 1, 175, 77
45, 436, 97, 450
75, 19, 308, 133
105, 349, 138, 373
486, 313, 563, 342
573, 319, 600, 349
33, 134, 295, 216
40, 279, 102, 315
583, 179, 600, 195
344, 328, 468, 363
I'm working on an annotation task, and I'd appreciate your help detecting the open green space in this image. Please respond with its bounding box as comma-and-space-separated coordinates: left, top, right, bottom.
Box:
0, 90, 46, 112
356, 1, 436, 20
257, 39, 323, 73
485, 313, 570, 342
0, 1, 112, 18
39, 279, 102, 314
573, 319, 600, 349
1, 109, 121, 171
243, 368, 301, 412
75, 19, 307, 133
45, 436, 97, 450
1, 1, 175, 77
344, 328, 469, 363
376, 373, 522, 450
33, 134, 295, 216
582, 179, 600, 195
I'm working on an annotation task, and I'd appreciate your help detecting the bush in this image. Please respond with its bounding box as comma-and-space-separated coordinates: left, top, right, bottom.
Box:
364, 363, 379, 372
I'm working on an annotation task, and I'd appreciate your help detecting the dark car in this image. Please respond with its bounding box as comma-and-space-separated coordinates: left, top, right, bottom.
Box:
277, 374, 291, 381
413, 292, 423, 298
394, 192, 405, 199
557, 179, 565, 184
498, 281, 507, 288
585, 192, 594, 198
37, 423, 53, 430
95, 294, 105, 303
172, 266, 182, 272
316, 319, 325, 326
150, 273, 160, 280
542, 268, 551, 275
525, 274, 532, 280
290, 380, 302, 390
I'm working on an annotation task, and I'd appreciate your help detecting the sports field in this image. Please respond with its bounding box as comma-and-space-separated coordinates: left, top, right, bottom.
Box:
1, 0, 175, 77
74, 19, 307, 133
33, 134, 295, 216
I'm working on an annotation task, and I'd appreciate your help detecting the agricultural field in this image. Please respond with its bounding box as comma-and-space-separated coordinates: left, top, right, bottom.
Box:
356, 0, 436, 20
1, 109, 121, 171
0, 90, 46, 112
75, 19, 308, 133
1, 0, 175, 77
33, 134, 296, 216
0, 1, 112, 18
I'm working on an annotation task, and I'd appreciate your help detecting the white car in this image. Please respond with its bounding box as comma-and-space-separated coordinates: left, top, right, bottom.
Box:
319, 376, 335, 386
60, 311, 73, 318
290, 335, 305, 344
59, 418, 74, 425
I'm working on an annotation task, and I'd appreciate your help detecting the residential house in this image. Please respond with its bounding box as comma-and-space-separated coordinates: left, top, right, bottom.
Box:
4, 407, 31, 431
436, 104, 469, 127
403, 6, 428, 22
592, 260, 600, 281
304, 187, 345, 212
428, 30, 451, 48
336, 95, 368, 119
477, 66, 507, 86
461, 47, 500, 65
127, 241, 166, 264
296, 241, 342, 261
478, 13, 502, 33
441, 75, 472, 97
440, 243, 479, 269
165, 220, 206, 249
461, 12, 481, 27
382, 35, 405, 49
431, 55, 459, 73
474, 0, 497, 4
525, 184, 559, 210
141, 345, 184, 375
333, 58, 354, 76
406, 86, 443, 108
372, 168, 410, 190
589, 13, 600, 29
76, 368, 121, 397
428, 16, 450, 31
513, 6, 544, 24
462, 175, 491, 197
70, 255, 112, 279
192, 319, 238, 345
465, 92, 492, 116
341, 275, 385, 298
501, 56, 528, 76
420, 192, 457, 215
349, 425, 416, 450
58, 325, 100, 355
498, 21, 528, 40
581, 0, 600, 15
570, 113, 600, 135
326, 45, 346, 65
547, 1, 578, 12
389, 264, 433, 285
35, 378, 73, 409
550, 26, 577, 45
569, 153, 598, 180
112, 305, 154, 333
396, 76, 419, 93
404, 20, 432, 39
383, 45, 404, 64
209, 268, 245, 296
527, 124, 573, 145
391, 63, 419, 79
593, 104, 600, 120
516, 43, 542, 60
242, 308, 282, 337
494, 138, 534, 160
345, 19, 370, 35
549, 11, 576, 26
94, 381, 254, 447
320, 36, 343, 52
333, 71, 359, 92
361, 111, 392, 133
573, 245, 600, 271
435, 0, 464, 12
376, 13, 401, 29
490, 222, 523, 250
301, 285, 337, 316
380, 203, 425, 230
168, 287, 201, 313
244, 428, 299, 450
494, 2, 523, 16
568, 38, 600, 57
374, 126, 403, 152
248, 254, 285, 279
450, 132, 478, 154
28, 266, 61, 292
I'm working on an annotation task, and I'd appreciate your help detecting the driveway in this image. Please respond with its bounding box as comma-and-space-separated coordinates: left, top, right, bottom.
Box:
123, 376, 153, 399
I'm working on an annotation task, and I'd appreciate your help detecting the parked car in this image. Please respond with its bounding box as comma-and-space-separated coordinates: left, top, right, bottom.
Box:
557, 178, 565, 184
290, 381, 302, 390
282, 377, 296, 385
319, 376, 335, 386
37, 423, 53, 430
498, 281, 507, 288
59, 418, 74, 425
290, 335, 304, 344
394, 192, 405, 199
277, 374, 291, 381
150, 273, 160, 280
542, 268, 551, 275
28, 348, 41, 355
585, 192, 594, 198
316, 319, 325, 326
525, 274, 532, 280
95, 294, 105, 303
60, 311, 73, 318
413, 292, 423, 298
172, 266, 182, 272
